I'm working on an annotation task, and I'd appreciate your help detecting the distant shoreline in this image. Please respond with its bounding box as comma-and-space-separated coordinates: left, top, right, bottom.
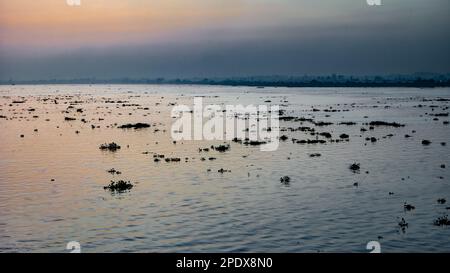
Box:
2, 75, 450, 88
2, 82, 449, 88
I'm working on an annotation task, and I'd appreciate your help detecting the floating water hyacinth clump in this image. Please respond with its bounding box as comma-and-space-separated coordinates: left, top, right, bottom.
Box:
104, 180, 133, 193
349, 163, 360, 172
212, 144, 230, 152
118, 123, 151, 129
107, 168, 122, 175
404, 202, 416, 211
433, 215, 450, 226
99, 142, 121, 151
368, 121, 405, 127
398, 218, 409, 232
280, 176, 291, 184
422, 140, 432, 145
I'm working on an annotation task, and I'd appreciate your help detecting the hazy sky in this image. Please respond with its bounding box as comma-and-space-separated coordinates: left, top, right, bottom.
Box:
0, 0, 449, 80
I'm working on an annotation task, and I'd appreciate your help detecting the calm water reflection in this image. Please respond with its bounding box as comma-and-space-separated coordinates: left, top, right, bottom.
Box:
0, 85, 449, 252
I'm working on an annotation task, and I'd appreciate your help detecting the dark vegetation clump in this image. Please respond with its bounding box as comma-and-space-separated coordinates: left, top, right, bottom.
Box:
431, 113, 449, 117
349, 163, 360, 172
218, 168, 231, 173
314, 121, 333, 126
369, 121, 405, 127
319, 132, 332, 138
99, 142, 121, 151
404, 203, 415, 211
104, 180, 133, 192
118, 123, 150, 129
398, 218, 408, 231
243, 140, 267, 146
295, 139, 326, 144
280, 176, 291, 184
339, 122, 357, 125
433, 215, 450, 226
422, 140, 432, 145
232, 138, 242, 143
165, 157, 181, 162
212, 144, 230, 152
107, 168, 122, 175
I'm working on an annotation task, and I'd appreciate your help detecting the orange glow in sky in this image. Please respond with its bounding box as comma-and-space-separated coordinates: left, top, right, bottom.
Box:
0, 0, 254, 47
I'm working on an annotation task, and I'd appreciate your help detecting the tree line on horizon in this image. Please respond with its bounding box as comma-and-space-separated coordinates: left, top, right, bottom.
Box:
2, 74, 450, 87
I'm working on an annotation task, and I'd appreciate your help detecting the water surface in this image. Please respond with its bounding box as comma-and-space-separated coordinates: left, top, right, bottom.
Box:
0, 85, 449, 252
